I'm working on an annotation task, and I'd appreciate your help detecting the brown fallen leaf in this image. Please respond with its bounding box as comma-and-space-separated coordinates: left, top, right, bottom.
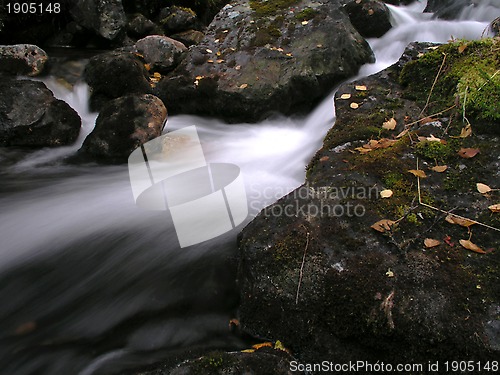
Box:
382, 118, 397, 130
457, 124, 472, 138
319, 156, 329, 162
445, 214, 475, 227
430, 165, 448, 173
459, 239, 486, 254
355, 146, 372, 154
15, 321, 37, 335
489, 204, 500, 213
458, 44, 468, 53
241, 349, 255, 353
408, 169, 427, 178
477, 183, 492, 194
339, 93, 351, 99
239, 83, 248, 89
253, 342, 273, 350
350, 102, 359, 109
458, 148, 480, 158
424, 238, 441, 248
371, 219, 396, 233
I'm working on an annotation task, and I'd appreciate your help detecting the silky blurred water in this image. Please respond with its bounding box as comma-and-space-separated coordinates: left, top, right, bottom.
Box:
0, 1, 497, 373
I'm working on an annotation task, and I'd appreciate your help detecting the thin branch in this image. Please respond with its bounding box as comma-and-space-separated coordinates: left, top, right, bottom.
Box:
420, 53, 447, 117
295, 232, 310, 305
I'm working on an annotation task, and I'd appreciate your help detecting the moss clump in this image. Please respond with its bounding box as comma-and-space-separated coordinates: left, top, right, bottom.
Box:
295, 7, 318, 21
415, 141, 453, 161
253, 25, 282, 46
400, 38, 500, 125
250, 0, 300, 17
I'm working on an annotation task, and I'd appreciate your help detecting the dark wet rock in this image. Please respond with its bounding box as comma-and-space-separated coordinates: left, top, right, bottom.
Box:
84, 51, 151, 111
159, 6, 199, 35
237, 40, 500, 365
0, 79, 81, 147
70, 0, 127, 40
382, 0, 415, 5
491, 17, 500, 36
156, 0, 373, 123
78, 94, 166, 163
127, 14, 161, 38
170, 30, 205, 47
344, 0, 392, 38
0, 44, 48, 76
135, 35, 187, 73
140, 349, 303, 375
423, 0, 472, 19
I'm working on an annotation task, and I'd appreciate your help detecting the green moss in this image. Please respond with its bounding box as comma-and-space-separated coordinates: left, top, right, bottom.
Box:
250, 0, 300, 17
400, 38, 500, 126
415, 141, 453, 161
295, 7, 318, 21
253, 24, 282, 46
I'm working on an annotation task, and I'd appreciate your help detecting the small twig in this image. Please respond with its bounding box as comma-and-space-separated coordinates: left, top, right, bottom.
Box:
402, 105, 457, 132
420, 53, 447, 117
462, 86, 471, 126
295, 231, 310, 305
415, 159, 500, 232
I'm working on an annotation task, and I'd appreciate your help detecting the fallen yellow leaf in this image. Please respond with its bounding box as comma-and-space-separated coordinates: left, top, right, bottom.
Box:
424, 238, 441, 248
380, 189, 393, 198
430, 165, 448, 173
458, 124, 472, 138
382, 118, 397, 130
459, 239, 486, 254
340, 93, 351, 99
489, 204, 500, 213
253, 342, 273, 350
458, 44, 468, 53
445, 214, 475, 227
386, 269, 395, 278
355, 85, 367, 91
241, 349, 255, 353
239, 83, 248, 89
477, 183, 492, 194
350, 102, 359, 109
408, 169, 427, 178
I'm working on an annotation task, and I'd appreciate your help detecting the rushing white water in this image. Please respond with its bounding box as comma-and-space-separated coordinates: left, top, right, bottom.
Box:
0, 1, 498, 374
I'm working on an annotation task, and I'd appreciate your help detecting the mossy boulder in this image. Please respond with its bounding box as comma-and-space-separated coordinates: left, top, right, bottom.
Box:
344, 0, 392, 38
155, 0, 373, 122
237, 41, 500, 365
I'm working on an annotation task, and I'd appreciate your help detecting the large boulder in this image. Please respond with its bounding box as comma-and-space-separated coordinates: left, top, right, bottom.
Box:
237, 40, 500, 365
70, 0, 127, 40
344, 0, 393, 38
0, 44, 48, 76
159, 6, 199, 35
424, 0, 470, 19
0, 79, 81, 147
156, 0, 373, 122
78, 94, 167, 163
84, 51, 152, 111
135, 35, 187, 73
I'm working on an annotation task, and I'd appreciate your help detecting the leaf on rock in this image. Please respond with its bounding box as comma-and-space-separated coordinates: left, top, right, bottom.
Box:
205, 48, 213, 53
424, 238, 441, 248
371, 219, 396, 233
340, 93, 351, 99
430, 165, 448, 173
445, 214, 475, 227
241, 349, 255, 353
239, 83, 248, 89
380, 189, 393, 198
459, 239, 486, 254
458, 148, 480, 158
458, 124, 472, 138
488, 204, 500, 213
252, 342, 273, 350
319, 156, 329, 162
301, 20, 309, 25
386, 269, 395, 278
477, 183, 492, 194
382, 118, 397, 130
274, 340, 288, 352
355, 85, 367, 91
408, 169, 427, 178
350, 102, 359, 109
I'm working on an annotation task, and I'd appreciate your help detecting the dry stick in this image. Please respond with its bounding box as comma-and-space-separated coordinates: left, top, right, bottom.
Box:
400, 105, 457, 137
295, 231, 310, 305
420, 53, 447, 117
416, 159, 500, 232
462, 86, 471, 127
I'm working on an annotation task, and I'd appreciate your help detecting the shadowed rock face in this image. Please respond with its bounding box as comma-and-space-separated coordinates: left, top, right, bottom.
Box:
344, 0, 393, 38
0, 79, 81, 147
0, 44, 48, 76
78, 94, 167, 163
237, 41, 500, 364
70, 0, 127, 40
156, 0, 374, 122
